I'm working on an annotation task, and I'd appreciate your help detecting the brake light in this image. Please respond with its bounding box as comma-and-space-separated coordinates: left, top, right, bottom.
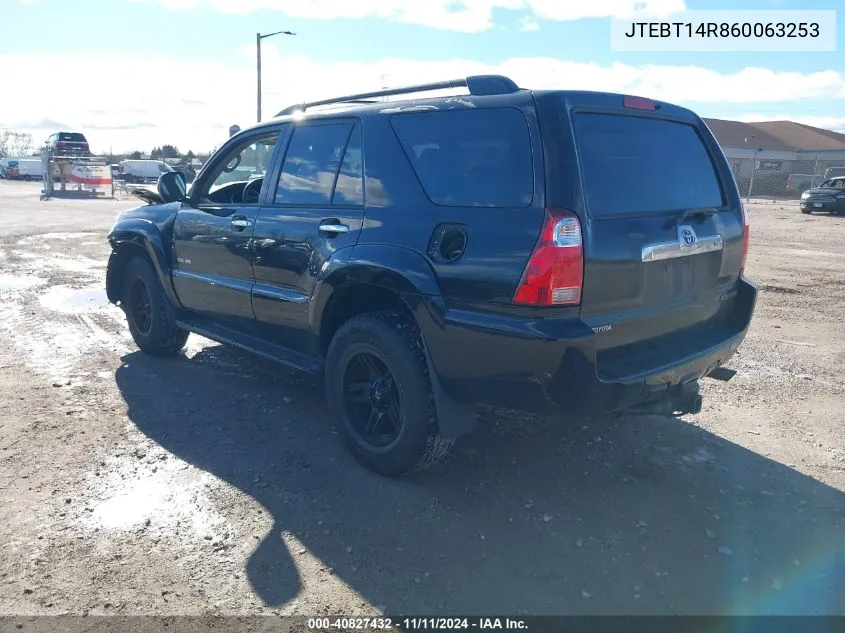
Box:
513, 208, 584, 306
56, 141, 66, 148
623, 95, 657, 111
740, 203, 750, 270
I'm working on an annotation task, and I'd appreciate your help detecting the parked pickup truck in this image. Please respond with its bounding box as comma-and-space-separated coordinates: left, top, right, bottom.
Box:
105, 75, 757, 476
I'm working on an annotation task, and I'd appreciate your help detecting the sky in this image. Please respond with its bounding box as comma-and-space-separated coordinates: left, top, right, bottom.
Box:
0, 0, 842, 154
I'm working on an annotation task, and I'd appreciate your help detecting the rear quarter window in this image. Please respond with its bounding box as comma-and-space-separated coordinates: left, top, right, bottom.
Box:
573, 113, 724, 216
390, 107, 534, 208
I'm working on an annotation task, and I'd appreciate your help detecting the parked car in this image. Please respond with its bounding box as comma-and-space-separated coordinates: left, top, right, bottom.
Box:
117, 159, 174, 183
787, 173, 819, 193
45, 132, 91, 156
823, 166, 845, 180
800, 176, 845, 214
105, 75, 756, 476
1, 160, 18, 179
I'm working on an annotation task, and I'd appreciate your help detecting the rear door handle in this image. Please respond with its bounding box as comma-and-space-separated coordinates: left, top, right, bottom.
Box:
318, 222, 349, 235
231, 217, 252, 231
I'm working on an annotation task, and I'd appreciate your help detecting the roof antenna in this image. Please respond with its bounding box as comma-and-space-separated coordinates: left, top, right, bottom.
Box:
380, 73, 390, 103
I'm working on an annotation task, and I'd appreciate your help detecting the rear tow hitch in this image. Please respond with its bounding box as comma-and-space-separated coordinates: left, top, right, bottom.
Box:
624, 381, 703, 417
707, 366, 737, 382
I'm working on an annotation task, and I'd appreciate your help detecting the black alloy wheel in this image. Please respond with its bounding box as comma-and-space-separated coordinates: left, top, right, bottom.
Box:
342, 349, 404, 448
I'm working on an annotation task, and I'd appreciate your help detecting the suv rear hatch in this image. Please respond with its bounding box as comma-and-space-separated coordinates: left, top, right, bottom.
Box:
535, 91, 749, 381
56, 132, 89, 154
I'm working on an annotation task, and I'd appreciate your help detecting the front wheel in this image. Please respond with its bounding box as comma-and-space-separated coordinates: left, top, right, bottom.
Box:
324, 312, 454, 476
122, 256, 188, 356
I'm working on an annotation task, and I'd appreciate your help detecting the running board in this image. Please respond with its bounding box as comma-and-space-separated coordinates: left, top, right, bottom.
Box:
176, 317, 324, 375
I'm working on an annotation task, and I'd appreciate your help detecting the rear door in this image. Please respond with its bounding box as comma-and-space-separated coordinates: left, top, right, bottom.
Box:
539, 93, 746, 358
251, 118, 366, 354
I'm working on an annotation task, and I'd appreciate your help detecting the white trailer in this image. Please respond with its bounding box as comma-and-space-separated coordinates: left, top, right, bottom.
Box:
117, 160, 174, 183
5, 158, 43, 180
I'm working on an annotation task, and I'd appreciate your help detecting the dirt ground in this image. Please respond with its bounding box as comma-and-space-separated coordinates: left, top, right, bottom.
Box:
1, 180, 843, 617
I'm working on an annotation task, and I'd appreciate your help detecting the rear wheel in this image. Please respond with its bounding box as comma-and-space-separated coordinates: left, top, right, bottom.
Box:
325, 311, 454, 476
801, 208, 813, 214
122, 256, 188, 356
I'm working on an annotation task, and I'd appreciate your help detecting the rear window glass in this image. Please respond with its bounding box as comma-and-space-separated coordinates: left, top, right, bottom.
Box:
59, 133, 86, 142
390, 108, 533, 208
573, 113, 724, 216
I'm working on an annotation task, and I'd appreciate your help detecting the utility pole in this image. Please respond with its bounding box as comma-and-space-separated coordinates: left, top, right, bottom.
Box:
256, 29, 296, 123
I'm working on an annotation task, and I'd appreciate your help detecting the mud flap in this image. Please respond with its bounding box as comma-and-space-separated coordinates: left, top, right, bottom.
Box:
422, 344, 478, 439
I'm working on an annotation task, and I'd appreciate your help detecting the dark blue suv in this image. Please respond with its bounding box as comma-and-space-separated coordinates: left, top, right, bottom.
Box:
105, 75, 757, 476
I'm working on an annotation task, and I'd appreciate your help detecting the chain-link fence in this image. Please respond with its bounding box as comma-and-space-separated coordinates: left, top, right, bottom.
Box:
726, 153, 845, 201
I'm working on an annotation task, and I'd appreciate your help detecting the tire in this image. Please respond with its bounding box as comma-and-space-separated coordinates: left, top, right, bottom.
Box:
800, 208, 812, 214
122, 256, 188, 356
324, 311, 454, 476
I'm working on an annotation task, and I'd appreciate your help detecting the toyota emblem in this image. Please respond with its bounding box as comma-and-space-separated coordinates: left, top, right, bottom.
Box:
679, 226, 697, 246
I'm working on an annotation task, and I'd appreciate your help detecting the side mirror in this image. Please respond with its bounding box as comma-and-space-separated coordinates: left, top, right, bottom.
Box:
157, 170, 187, 203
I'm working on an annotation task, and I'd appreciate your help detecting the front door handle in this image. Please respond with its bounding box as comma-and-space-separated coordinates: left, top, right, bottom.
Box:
318, 222, 349, 235
231, 217, 252, 231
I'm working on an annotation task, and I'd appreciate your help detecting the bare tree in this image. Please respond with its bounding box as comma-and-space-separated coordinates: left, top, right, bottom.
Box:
9, 132, 34, 157
0, 130, 10, 159
0, 130, 34, 158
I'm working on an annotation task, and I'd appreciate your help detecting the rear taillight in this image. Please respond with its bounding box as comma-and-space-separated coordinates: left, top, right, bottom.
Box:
56, 141, 66, 148
513, 208, 584, 306
740, 203, 750, 270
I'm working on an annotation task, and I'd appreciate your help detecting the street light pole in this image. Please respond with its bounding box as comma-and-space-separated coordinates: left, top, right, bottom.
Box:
256, 29, 296, 123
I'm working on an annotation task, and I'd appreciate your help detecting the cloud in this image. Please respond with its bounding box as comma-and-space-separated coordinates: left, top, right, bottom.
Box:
519, 16, 540, 31
130, 0, 686, 32
1, 51, 842, 153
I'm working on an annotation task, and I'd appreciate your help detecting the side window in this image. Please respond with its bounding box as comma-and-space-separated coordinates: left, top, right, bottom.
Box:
275, 123, 353, 205
203, 131, 280, 197
389, 108, 534, 208
332, 123, 363, 206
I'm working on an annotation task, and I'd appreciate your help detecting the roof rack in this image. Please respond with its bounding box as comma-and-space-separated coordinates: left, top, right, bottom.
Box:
275, 74, 521, 117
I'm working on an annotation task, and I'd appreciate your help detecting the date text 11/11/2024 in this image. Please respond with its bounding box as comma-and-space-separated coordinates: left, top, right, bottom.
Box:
307, 618, 528, 630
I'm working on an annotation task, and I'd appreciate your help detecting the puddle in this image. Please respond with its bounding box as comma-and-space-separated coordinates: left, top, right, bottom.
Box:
15, 253, 106, 274
82, 452, 227, 535
17, 232, 98, 244
0, 273, 47, 291
40, 285, 110, 314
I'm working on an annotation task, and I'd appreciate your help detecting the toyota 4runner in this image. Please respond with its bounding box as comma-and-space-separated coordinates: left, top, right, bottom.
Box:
105, 75, 757, 476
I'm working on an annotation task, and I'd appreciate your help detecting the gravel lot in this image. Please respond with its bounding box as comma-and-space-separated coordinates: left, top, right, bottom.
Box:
1, 180, 843, 617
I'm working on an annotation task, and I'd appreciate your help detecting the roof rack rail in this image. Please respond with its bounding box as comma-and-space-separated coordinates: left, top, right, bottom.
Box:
275, 74, 520, 117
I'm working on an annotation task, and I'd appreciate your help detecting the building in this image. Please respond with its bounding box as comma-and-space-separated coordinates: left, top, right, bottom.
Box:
703, 118, 845, 196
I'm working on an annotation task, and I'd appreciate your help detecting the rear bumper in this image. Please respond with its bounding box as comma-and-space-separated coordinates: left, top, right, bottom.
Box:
418, 277, 757, 416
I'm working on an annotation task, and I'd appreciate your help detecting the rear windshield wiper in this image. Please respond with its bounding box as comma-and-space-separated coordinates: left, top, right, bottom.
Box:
666, 207, 718, 228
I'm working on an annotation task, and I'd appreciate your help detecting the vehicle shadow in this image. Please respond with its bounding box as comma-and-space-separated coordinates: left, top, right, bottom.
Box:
115, 343, 845, 615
